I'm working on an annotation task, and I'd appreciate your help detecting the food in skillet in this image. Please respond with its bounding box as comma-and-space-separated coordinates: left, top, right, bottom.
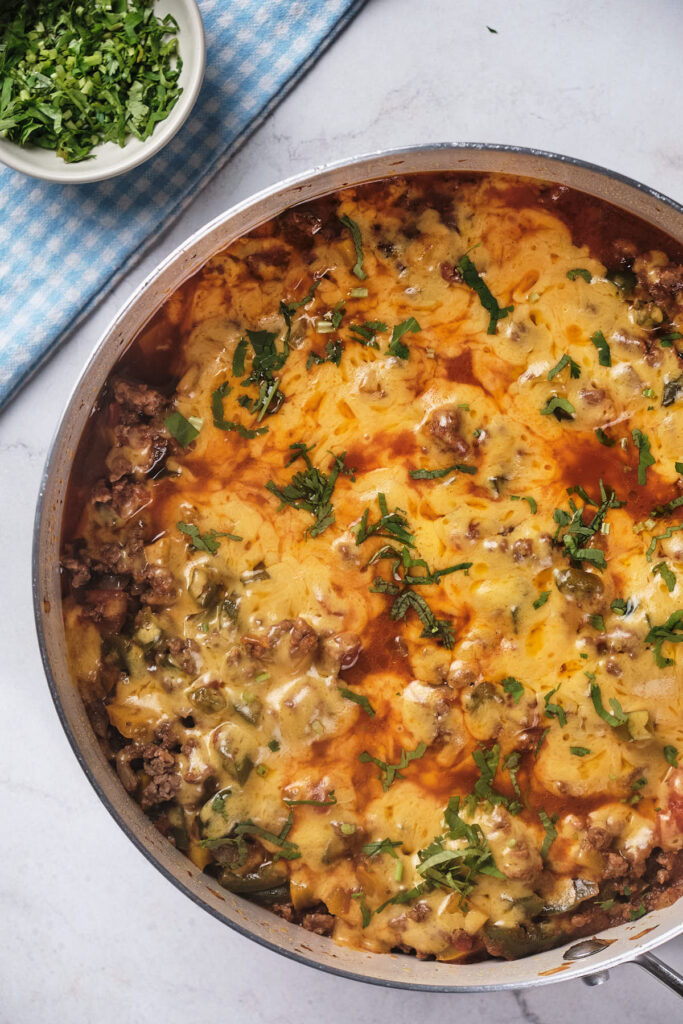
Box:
61, 172, 683, 962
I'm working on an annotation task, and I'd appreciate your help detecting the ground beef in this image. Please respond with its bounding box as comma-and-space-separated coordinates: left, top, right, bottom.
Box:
301, 912, 335, 936
512, 539, 533, 562
429, 407, 470, 457
113, 378, 167, 419
318, 631, 362, 673
634, 251, 683, 313
139, 564, 177, 606
81, 588, 129, 632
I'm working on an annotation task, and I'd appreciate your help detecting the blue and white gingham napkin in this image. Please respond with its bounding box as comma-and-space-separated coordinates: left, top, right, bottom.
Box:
0, 0, 367, 410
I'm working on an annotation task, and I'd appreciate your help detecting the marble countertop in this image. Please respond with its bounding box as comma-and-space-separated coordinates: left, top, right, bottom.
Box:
1, 0, 682, 1020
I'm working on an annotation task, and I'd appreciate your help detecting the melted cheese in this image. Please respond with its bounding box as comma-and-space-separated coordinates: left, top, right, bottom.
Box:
63, 172, 683, 962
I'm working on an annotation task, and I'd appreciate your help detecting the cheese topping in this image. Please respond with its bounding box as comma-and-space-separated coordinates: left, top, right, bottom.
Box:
62, 172, 683, 962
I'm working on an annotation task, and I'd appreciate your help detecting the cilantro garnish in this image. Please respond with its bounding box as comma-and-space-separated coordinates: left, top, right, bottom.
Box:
165, 411, 202, 448
653, 562, 676, 592
591, 331, 612, 367
533, 590, 550, 609
349, 321, 386, 348
570, 746, 592, 757
548, 354, 581, 381
280, 278, 323, 344
589, 613, 606, 631
359, 742, 427, 791
387, 317, 421, 359
541, 396, 575, 420
410, 462, 477, 479
177, 522, 241, 554
306, 339, 343, 370
363, 838, 404, 880
266, 443, 354, 538
267, 739, 280, 752
0, 0, 182, 163
629, 904, 647, 922
567, 268, 592, 283
232, 339, 248, 378
644, 610, 683, 667
611, 597, 636, 616
589, 680, 629, 727
200, 812, 300, 862
466, 744, 521, 815
552, 479, 623, 570
338, 687, 375, 718
539, 810, 558, 859
502, 676, 524, 704
415, 796, 504, 905
354, 493, 415, 547
510, 494, 538, 513
632, 428, 655, 485
664, 745, 679, 767
457, 253, 514, 334
212, 381, 268, 439
338, 213, 367, 279
543, 684, 567, 727
595, 427, 616, 447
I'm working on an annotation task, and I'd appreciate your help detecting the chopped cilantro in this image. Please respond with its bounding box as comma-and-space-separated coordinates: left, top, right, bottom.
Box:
589, 614, 606, 631
338, 687, 375, 718
591, 330, 612, 367
306, 338, 343, 370
595, 427, 616, 447
539, 810, 558, 859
632, 428, 655, 485
176, 522, 241, 554
351, 890, 372, 927
663, 745, 679, 767
267, 739, 280, 752
359, 742, 427, 791
387, 317, 421, 359
212, 381, 268, 439
410, 462, 477, 479
653, 562, 676, 592
354, 493, 415, 547
533, 590, 551, 609
543, 684, 567, 727
644, 610, 683, 667
548, 354, 581, 381
567, 268, 592, 283
457, 253, 514, 334
265, 443, 354, 538
165, 411, 202, 448
0, 0, 183, 163
570, 746, 592, 757
510, 494, 538, 514
590, 681, 629, 727
502, 676, 524, 704
541, 396, 575, 420
349, 320, 386, 348
338, 213, 367, 280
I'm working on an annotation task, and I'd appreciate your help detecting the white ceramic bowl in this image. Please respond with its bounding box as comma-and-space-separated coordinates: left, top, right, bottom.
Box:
0, 0, 205, 184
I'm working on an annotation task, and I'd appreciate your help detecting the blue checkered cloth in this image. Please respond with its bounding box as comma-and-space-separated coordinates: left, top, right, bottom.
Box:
0, 0, 366, 410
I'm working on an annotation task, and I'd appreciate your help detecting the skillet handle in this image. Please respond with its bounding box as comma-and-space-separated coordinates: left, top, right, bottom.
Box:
632, 951, 683, 998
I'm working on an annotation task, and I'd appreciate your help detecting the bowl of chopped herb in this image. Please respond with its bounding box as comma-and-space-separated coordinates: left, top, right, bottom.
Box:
0, 0, 205, 183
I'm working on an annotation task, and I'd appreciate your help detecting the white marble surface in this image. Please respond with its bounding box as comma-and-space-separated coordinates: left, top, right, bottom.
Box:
1, 0, 682, 1020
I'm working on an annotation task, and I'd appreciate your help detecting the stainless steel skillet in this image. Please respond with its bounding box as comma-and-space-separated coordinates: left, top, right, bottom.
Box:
33, 143, 683, 997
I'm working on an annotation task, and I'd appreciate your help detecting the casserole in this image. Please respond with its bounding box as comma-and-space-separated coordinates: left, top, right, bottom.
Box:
34, 144, 683, 994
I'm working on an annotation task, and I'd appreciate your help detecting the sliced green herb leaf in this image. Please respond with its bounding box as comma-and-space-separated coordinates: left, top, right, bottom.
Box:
502, 676, 524, 704
644, 610, 683, 667
663, 745, 679, 767
548, 354, 581, 381
570, 746, 592, 757
266, 444, 354, 538
541, 396, 576, 420
591, 330, 612, 367
632, 428, 655, 485
177, 521, 241, 554
410, 462, 477, 479
165, 411, 202, 449
457, 253, 514, 334
387, 317, 421, 359
338, 213, 367, 280
359, 742, 427, 791
338, 687, 376, 718
653, 562, 676, 592
590, 681, 629, 727
567, 268, 592, 283
533, 590, 551, 609
595, 427, 616, 447
539, 810, 558, 859
510, 494, 538, 514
